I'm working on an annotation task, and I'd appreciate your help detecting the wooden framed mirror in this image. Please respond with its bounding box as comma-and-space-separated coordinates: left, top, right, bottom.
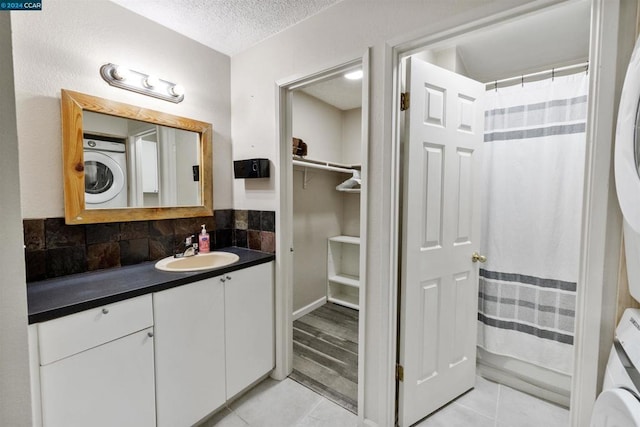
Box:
61, 89, 213, 224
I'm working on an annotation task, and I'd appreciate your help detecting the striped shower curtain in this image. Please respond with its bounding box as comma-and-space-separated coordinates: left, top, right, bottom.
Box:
477, 72, 588, 375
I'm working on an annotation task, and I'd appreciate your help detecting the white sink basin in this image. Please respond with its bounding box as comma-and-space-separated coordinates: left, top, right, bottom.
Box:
155, 251, 240, 272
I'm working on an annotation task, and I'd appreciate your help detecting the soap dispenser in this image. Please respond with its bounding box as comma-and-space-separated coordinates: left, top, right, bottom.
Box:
199, 224, 210, 253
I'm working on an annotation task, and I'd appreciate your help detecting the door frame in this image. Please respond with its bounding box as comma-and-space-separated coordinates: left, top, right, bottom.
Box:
274, 50, 370, 421
388, 1, 634, 425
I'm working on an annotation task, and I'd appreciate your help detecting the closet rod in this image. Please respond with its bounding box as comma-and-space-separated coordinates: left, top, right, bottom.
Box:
292, 159, 355, 174
485, 61, 589, 90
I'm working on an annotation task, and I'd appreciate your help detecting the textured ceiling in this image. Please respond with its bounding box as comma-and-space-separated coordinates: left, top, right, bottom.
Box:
454, 0, 590, 82
110, 0, 342, 56
300, 74, 362, 111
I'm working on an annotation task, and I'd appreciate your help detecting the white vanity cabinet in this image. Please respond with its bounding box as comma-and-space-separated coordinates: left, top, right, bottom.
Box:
153, 276, 226, 427
153, 261, 275, 426
224, 261, 275, 398
37, 295, 155, 427
30, 260, 275, 427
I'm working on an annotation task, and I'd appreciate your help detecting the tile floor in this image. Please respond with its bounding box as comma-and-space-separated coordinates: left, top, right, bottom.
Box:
415, 376, 570, 427
200, 375, 569, 427
198, 377, 358, 427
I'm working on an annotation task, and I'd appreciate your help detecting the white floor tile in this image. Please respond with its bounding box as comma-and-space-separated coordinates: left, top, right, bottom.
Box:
496, 385, 570, 427
229, 378, 323, 427
453, 375, 500, 420
199, 407, 249, 427
296, 398, 358, 427
414, 401, 495, 427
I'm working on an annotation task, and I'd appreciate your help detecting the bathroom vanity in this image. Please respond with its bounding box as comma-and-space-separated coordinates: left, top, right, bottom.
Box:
27, 247, 275, 427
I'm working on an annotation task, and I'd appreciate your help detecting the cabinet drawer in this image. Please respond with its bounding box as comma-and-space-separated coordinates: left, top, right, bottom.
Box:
38, 294, 153, 365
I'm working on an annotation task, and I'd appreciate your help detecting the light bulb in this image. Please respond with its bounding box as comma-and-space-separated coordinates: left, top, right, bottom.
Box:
169, 84, 184, 97
344, 70, 363, 80
143, 75, 159, 89
111, 65, 130, 81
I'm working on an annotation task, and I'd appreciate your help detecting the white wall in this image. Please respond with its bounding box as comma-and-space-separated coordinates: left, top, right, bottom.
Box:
292, 91, 343, 161
230, 0, 536, 424
291, 92, 361, 312
341, 107, 362, 165
292, 169, 343, 311
11, 0, 232, 218
0, 13, 32, 427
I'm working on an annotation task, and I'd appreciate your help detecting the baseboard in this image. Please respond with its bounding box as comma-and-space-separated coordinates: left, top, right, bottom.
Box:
292, 297, 327, 321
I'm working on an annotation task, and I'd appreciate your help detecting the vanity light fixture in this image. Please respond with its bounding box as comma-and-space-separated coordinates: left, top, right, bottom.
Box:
100, 63, 184, 103
344, 69, 363, 80
142, 75, 159, 89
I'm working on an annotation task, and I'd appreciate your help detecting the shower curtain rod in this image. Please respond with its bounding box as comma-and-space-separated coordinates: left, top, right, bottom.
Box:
485, 61, 589, 90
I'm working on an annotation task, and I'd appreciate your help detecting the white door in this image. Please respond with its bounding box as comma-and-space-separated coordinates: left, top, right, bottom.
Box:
398, 57, 485, 426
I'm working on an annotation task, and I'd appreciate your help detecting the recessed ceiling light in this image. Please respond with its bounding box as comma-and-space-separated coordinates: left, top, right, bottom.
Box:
344, 70, 363, 80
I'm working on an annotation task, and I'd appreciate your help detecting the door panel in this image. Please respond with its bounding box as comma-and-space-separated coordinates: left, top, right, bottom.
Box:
399, 57, 484, 427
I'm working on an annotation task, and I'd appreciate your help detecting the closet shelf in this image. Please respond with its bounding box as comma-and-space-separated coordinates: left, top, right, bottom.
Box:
293, 158, 362, 191
328, 274, 359, 288
327, 235, 360, 310
292, 157, 360, 173
328, 293, 359, 310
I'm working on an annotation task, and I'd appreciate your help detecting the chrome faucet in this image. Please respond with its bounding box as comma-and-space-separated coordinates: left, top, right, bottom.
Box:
175, 235, 198, 258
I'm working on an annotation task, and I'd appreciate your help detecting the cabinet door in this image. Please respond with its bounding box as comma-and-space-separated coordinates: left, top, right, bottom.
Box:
225, 262, 275, 398
153, 277, 226, 427
40, 328, 155, 427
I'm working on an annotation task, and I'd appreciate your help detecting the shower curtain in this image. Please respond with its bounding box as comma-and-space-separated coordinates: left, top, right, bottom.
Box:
477, 72, 588, 375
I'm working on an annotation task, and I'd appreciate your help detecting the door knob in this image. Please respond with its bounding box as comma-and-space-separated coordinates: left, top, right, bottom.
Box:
472, 252, 487, 263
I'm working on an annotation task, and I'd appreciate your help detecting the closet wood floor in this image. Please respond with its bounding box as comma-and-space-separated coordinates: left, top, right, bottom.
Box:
290, 302, 358, 413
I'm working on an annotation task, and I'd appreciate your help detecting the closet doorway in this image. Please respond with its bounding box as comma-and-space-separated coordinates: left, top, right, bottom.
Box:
277, 55, 369, 416
395, 1, 591, 425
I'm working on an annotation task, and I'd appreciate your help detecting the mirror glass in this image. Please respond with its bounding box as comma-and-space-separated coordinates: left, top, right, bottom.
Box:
83, 111, 201, 209
635, 99, 640, 177
61, 89, 213, 225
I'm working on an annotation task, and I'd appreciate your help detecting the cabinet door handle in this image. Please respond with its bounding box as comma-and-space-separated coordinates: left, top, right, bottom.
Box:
226, 275, 232, 281
147, 331, 154, 338
102, 308, 109, 315
220, 278, 226, 283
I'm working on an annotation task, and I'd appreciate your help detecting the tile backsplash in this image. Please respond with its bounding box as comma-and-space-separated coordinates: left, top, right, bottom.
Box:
24, 209, 276, 282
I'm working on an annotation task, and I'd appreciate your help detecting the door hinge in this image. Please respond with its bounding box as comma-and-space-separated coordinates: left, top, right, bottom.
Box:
396, 364, 404, 382
400, 92, 410, 111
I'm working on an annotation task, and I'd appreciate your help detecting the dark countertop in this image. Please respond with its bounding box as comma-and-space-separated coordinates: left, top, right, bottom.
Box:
27, 247, 275, 324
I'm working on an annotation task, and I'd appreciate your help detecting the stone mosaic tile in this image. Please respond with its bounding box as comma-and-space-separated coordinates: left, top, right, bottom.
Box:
86, 223, 120, 245
23, 209, 275, 281
215, 209, 234, 230
149, 235, 174, 260
119, 238, 149, 266
248, 230, 261, 251
235, 210, 248, 230
46, 246, 87, 277
149, 219, 175, 237
87, 242, 120, 271
215, 229, 232, 249
234, 229, 248, 248
25, 250, 46, 282
248, 210, 261, 230
260, 231, 275, 253
45, 218, 85, 248
261, 211, 275, 232
23, 219, 45, 251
